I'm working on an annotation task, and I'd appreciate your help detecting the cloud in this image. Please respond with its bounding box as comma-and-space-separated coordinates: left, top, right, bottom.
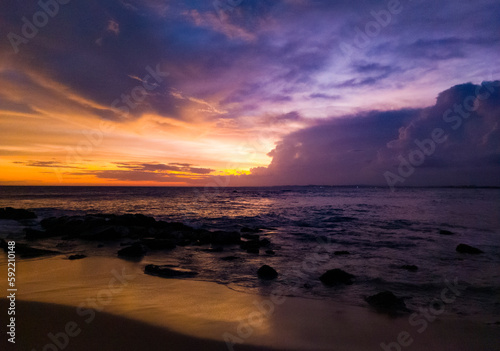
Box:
232, 81, 500, 187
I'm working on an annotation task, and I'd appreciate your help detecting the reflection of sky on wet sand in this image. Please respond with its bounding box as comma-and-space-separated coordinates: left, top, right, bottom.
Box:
7, 255, 500, 350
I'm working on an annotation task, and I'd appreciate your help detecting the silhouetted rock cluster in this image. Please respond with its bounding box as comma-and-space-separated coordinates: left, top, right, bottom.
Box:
319, 269, 355, 286
0, 207, 36, 220
366, 291, 409, 315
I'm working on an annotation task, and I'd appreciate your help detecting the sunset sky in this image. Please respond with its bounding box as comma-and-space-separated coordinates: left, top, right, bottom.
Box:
0, 0, 499, 186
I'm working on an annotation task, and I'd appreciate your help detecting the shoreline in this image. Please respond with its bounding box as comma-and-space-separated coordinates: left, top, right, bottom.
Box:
1, 255, 500, 350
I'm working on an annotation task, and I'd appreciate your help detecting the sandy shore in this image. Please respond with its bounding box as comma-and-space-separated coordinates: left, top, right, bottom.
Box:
1, 256, 499, 350
0, 299, 280, 351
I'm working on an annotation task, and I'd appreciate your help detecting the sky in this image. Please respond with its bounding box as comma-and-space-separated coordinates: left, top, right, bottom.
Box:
0, 0, 499, 187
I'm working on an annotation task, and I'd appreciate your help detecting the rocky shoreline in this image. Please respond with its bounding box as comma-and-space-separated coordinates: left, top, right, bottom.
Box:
0, 207, 490, 316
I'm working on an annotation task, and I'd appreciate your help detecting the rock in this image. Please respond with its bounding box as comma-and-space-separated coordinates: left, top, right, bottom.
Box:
117, 243, 146, 258
319, 269, 354, 286
400, 265, 418, 272
247, 248, 259, 254
456, 243, 483, 254
265, 249, 276, 255
240, 240, 260, 251
0, 239, 58, 258
211, 231, 241, 245
112, 213, 156, 227
439, 229, 454, 235
334, 250, 350, 256
257, 265, 278, 280
81, 226, 125, 241
366, 291, 409, 314
259, 238, 271, 247
0, 207, 36, 220
68, 254, 87, 260
141, 238, 176, 250
24, 228, 53, 240
144, 264, 198, 278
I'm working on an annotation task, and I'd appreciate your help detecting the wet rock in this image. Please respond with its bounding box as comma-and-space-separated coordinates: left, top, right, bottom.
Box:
0, 207, 36, 220
246, 248, 259, 254
439, 229, 454, 235
257, 265, 278, 280
144, 264, 198, 278
366, 291, 409, 314
68, 254, 87, 260
211, 231, 241, 245
117, 243, 146, 258
456, 243, 483, 254
0, 239, 58, 258
265, 249, 276, 255
112, 213, 156, 227
24, 228, 53, 240
259, 238, 271, 247
400, 265, 418, 272
334, 250, 350, 256
81, 226, 125, 241
141, 238, 176, 250
319, 269, 354, 286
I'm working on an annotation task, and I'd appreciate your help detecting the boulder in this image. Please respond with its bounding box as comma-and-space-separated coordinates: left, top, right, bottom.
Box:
141, 238, 176, 250
211, 231, 241, 245
24, 228, 53, 240
81, 226, 125, 241
117, 243, 146, 258
257, 265, 278, 280
0, 207, 36, 220
0, 239, 58, 258
144, 264, 198, 278
456, 243, 483, 254
319, 269, 354, 286
366, 291, 409, 314
439, 229, 454, 235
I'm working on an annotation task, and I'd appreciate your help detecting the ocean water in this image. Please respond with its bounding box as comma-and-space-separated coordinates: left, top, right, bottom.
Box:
0, 186, 499, 321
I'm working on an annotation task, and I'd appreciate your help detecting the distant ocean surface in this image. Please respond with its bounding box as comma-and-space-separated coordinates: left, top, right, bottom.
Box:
1, 186, 499, 320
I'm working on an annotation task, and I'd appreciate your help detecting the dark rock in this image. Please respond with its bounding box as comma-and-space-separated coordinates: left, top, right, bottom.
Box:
141, 238, 176, 250
211, 231, 241, 245
81, 226, 125, 241
400, 265, 418, 272
439, 229, 454, 235
221, 256, 240, 261
204, 246, 224, 253
265, 250, 276, 255
112, 213, 156, 227
246, 248, 259, 254
97, 244, 104, 248
257, 265, 278, 280
319, 269, 354, 286
456, 243, 483, 254
0, 207, 36, 220
366, 291, 409, 314
0, 239, 58, 258
68, 254, 87, 260
334, 250, 350, 256
117, 243, 146, 258
24, 228, 53, 240
240, 240, 260, 251
144, 264, 198, 278
259, 238, 271, 247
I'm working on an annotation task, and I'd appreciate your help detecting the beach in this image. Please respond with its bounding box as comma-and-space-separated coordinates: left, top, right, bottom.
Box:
1, 255, 500, 351
0, 187, 499, 350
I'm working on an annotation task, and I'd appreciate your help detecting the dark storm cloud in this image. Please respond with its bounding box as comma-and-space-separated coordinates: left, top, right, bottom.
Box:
235, 81, 500, 187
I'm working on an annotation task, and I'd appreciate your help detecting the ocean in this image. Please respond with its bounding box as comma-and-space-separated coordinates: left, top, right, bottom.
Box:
0, 186, 499, 321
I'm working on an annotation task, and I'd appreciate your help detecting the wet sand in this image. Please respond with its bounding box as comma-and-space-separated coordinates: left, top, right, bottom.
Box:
1, 256, 499, 350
